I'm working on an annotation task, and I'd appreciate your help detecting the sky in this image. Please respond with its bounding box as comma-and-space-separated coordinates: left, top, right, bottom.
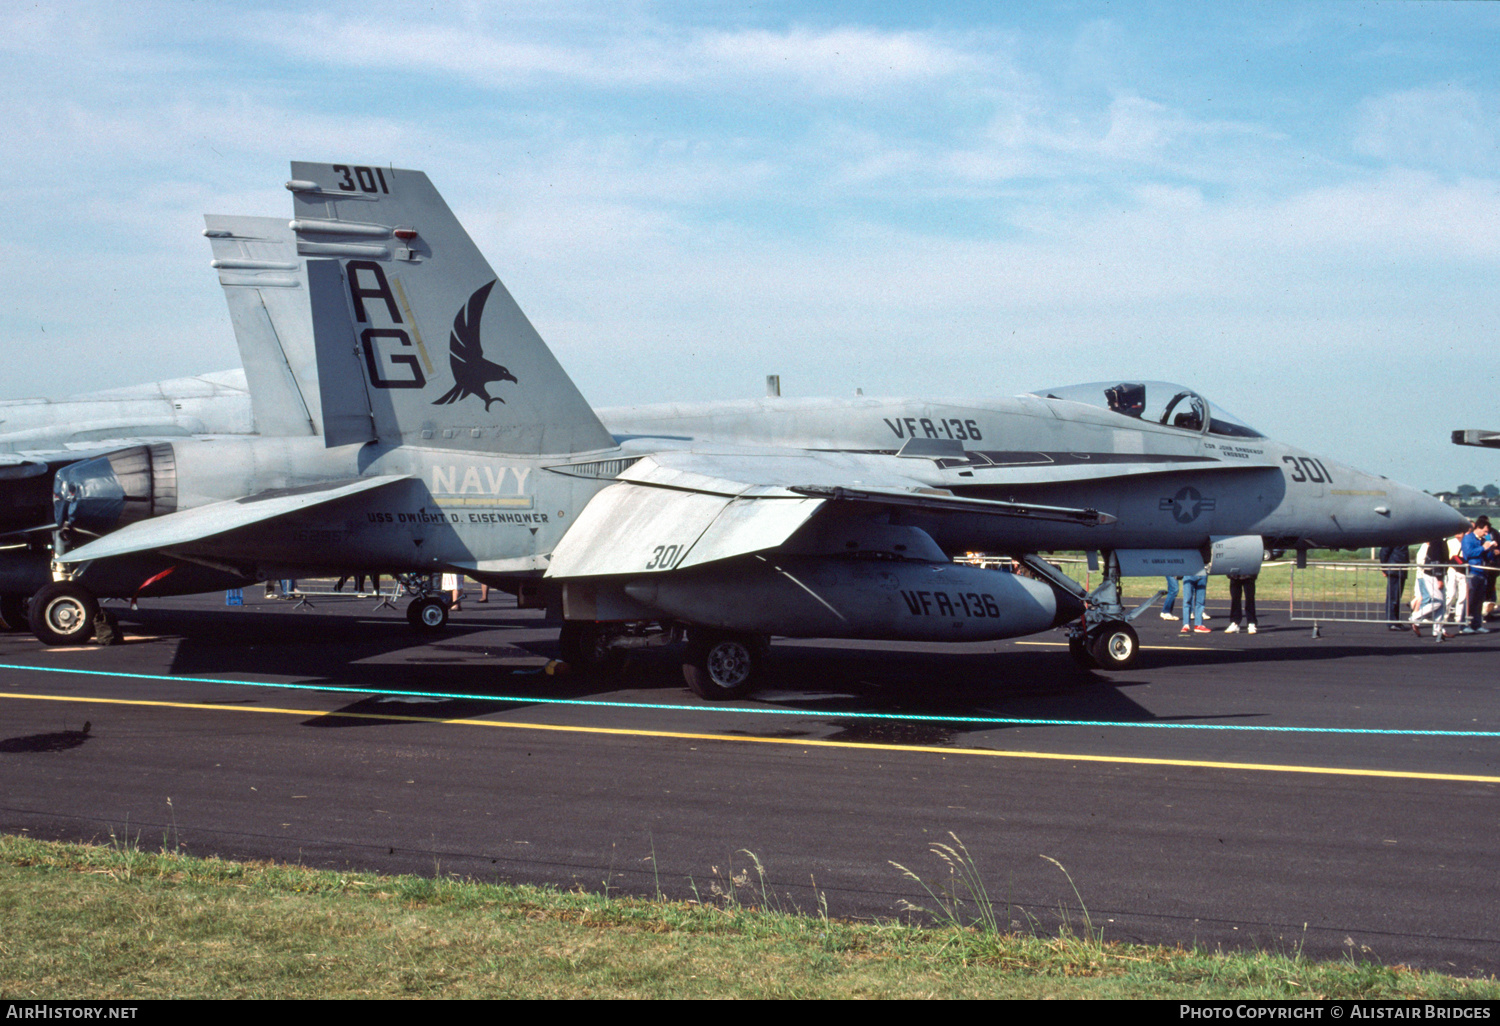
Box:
0, 1, 1496, 491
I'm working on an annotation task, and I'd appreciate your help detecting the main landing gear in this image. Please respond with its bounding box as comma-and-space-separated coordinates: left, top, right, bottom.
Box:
1018, 550, 1154, 673
1068, 619, 1140, 670
396, 573, 453, 633
557, 621, 624, 676
551, 621, 768, 699
29, 582, 99, 646
682, 629, 768, 700
406, 595, 449, 632
0, 594, 28, 633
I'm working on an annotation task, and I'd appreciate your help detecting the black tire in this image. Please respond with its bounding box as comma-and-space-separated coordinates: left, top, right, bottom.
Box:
30, 582, 98, 646
1089, 621, 1139, 670
557, 621, 622, 676
1067, 631, 1098, 669
0, 594, 27, 632
406, 597, 449, 632
683, 630, 763, 700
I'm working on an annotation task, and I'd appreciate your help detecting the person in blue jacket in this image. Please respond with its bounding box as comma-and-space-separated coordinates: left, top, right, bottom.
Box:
1460, 517, 1498, 634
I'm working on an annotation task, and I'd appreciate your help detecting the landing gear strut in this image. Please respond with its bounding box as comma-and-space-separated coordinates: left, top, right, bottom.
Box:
1020, 550, 1157, 673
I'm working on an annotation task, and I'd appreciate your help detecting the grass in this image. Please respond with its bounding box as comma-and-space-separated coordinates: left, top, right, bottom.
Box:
1, 834, 1496, 999
1031, 549, 1424, 610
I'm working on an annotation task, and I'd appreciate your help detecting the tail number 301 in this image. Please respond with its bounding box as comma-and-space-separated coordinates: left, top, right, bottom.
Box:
647, 545, 685, 569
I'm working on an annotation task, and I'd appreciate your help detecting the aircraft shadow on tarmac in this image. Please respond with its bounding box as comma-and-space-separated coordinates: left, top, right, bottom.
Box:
79, 600, 1493, 744
103, 603, 1173, 738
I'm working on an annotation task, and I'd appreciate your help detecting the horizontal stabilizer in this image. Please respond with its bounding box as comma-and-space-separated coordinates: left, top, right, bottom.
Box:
57, 475, 410, 564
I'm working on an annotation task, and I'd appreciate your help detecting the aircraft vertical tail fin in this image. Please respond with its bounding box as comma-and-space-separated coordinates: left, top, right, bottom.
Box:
203, 215, 319, 437
288, 162, 615, 456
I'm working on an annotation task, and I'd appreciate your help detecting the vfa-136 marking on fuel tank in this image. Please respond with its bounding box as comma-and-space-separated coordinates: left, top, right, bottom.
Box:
32, 163, 1465, 700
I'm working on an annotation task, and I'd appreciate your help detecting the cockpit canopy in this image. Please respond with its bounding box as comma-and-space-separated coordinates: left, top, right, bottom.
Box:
1025, 381, 1264, 439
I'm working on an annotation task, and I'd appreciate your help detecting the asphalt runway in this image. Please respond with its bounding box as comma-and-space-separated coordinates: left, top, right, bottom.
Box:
1, 588, 1497, 976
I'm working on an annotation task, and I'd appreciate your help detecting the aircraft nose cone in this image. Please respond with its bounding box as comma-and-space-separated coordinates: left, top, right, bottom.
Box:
1394, 485, 1470, 542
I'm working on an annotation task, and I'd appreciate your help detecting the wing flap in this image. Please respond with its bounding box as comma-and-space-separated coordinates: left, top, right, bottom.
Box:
57, 475, 411, 564
545, 480, 824, 578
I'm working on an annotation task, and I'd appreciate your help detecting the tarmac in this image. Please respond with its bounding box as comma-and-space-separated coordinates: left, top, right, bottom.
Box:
1, 588, 1496, 976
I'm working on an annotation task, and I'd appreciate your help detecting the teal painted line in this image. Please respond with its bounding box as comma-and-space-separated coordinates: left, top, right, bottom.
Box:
0, 661, 1495, 739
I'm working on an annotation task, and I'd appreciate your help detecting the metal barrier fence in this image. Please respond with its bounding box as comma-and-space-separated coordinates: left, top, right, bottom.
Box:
262, 577, 405, 611
1289, 561, 1491, 637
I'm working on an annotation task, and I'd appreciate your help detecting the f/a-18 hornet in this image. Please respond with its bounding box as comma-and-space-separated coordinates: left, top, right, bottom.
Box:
35, 162, 1465, 698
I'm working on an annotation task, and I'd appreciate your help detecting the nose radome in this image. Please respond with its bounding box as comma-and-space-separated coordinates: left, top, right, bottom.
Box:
1395, 483, 1470, 540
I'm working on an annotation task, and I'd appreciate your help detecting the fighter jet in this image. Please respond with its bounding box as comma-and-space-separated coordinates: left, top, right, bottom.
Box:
1453, 430, 1500, 450
0, 364, 258, 630
0, 215, 328, 630
32, 162, 1467, 702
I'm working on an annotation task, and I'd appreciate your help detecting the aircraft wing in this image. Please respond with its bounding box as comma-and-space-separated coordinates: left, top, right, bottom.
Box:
545, 450, 1112, 578
55, 475, 411, 564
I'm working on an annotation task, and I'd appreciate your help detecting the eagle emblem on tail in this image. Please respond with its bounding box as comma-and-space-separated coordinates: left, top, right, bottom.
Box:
431, 280, 518, 410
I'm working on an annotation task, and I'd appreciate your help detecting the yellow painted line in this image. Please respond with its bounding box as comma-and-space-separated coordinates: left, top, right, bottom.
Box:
390, 276, 434, 375
5, 690, 1498, 785
1014, 641, 1204, 651
434, 497, 534, 507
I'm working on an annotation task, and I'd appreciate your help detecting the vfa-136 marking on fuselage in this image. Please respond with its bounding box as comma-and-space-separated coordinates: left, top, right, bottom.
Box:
30, 162, 1466, 700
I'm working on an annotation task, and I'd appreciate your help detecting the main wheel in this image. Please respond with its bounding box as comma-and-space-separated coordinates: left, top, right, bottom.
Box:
557, 621, 622, 676
1089, 620, 1139, 670
683, 630, 764, 700
30, 582, 98, 646
406, 596, 449, 632
1067, 631, 1098, 669
0, 594, 27, 632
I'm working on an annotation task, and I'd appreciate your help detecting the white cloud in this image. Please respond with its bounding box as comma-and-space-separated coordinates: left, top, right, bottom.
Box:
264, 13, 978, 95
1353, 86, 1500, 173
